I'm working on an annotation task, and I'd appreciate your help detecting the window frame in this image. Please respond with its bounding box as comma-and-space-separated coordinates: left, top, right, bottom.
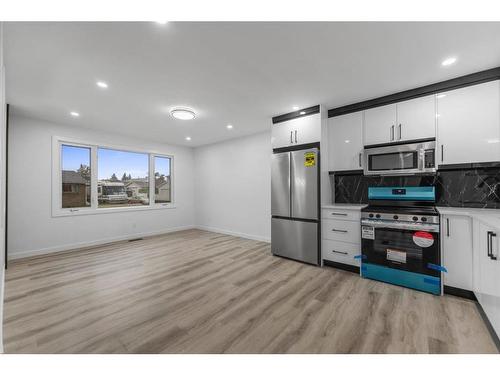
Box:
52, 136, 175, 217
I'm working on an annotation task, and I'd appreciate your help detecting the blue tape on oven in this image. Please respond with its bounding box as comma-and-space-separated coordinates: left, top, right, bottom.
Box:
423, 277, 441, 285
427, 263, 447, 273
353, 255, 367, 260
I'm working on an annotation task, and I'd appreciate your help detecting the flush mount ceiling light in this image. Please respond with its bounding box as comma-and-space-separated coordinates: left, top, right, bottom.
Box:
70, 111, 80, 117
441, 57, 457, 66
170, 108, 196, 120
96, 81, 108, 89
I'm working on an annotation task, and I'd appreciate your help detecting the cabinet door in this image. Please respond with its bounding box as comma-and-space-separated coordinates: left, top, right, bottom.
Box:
271, 120, 294, 149
442, 215, 473, 290
396, 95, 436, 142
437, 80, 500, 165
364, 104, 397, 146
328, 112, 363, 171
477, 222, 500, 337
294, 113, 321, 145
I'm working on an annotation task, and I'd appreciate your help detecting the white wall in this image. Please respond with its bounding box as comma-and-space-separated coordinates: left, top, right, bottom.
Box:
7, 115, 196, 258
194, 131, 271, 242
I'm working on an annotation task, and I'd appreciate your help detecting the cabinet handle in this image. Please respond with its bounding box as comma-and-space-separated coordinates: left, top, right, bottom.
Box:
331, 228, 348, 233
290, 131, 293, 144
358, 153, 362, 167
390, 125, 394, 141
294, 130, 297, 143
446, 218, 450, 237
331, 250, 348, 255
441, 145, 444, 162
398, 124, 402, 140
330, 212, 348, 216
489, 231, 498, 260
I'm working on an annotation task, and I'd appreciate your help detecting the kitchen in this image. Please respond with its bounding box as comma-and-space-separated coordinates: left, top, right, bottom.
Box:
270, 71, 500, 347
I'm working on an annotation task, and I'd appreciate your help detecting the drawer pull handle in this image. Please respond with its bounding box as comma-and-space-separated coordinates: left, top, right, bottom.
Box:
331, 229, 348, 233
332, 250, 348, 255
330, 212, 348, 216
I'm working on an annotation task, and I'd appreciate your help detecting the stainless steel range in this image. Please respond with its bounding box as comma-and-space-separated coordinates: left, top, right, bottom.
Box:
360, 186, 443, 295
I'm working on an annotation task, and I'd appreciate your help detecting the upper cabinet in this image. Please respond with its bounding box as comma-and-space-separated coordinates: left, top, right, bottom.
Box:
271, 112, 321, 149
397, 95, 436, 141
437, 80, 500, 165
364, 104, 397, 145
364, 95, 436, 146
328, 111, 364, 171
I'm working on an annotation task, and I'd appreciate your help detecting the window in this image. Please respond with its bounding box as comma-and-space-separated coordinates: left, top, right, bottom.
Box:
98, 148, 149, 208
53, 137, 174, 216
154, 156, 171, 203
61, 144, 91, 208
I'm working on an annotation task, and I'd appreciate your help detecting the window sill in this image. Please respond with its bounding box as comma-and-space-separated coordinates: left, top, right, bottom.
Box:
52, 203, 177, 218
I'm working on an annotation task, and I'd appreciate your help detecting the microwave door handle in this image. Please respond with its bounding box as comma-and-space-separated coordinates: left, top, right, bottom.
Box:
418, 149, 424, 170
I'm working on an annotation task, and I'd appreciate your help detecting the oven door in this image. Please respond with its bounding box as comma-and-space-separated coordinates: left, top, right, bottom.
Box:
361, 220, 440, 277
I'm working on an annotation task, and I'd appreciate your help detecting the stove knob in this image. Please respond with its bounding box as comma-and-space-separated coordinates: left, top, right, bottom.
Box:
369, 213, 374, 218
375, 214, 381, 219
421, 217, 427, 222
412, 216, 418, 221
393, 215, 399, 220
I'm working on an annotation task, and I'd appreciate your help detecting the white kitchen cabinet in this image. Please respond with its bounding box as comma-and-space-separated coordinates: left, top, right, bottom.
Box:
475, 220, 500, 337
271, 112, 321, 149
441, 215, 473, 290
328, 111, 363, 171
437, 80, 500, 165
363, 104, 397, 145
397, 95, 436, 142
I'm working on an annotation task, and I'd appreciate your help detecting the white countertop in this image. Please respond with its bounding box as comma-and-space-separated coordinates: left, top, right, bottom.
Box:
322, 204, 367, 210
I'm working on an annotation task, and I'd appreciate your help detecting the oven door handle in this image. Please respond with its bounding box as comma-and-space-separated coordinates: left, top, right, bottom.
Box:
361, 219, 440, 233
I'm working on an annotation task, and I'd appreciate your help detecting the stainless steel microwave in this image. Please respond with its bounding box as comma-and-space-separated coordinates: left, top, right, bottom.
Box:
363, 140, 436, 176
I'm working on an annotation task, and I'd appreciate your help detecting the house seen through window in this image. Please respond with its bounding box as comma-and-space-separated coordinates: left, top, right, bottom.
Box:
61, 145, 91, 208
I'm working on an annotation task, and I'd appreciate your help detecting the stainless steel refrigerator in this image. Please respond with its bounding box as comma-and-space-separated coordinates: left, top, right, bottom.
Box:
271, 147, 319, 265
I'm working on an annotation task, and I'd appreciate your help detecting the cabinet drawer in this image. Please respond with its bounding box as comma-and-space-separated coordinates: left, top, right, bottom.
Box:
322, 208, 360, 222
322, 239, 360, 266
322, 219, 360, 243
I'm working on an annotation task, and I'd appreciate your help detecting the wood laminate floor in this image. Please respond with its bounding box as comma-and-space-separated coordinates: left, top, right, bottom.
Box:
3, 229, 498, 354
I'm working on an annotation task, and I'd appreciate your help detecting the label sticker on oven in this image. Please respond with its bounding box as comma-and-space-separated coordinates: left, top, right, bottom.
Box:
413, 231, 434, 248
387, 249, 407, 263
361, 226, 375, 240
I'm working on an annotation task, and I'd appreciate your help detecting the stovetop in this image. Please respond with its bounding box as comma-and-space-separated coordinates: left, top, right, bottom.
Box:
361, 205, 438, 216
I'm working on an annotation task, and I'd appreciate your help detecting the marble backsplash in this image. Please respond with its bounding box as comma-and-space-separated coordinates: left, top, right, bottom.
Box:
332, 166, 500, 208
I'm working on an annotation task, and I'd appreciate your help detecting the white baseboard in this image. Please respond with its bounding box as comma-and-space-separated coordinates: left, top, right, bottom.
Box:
196, 225, 270, 243
0, 267, 4, 354
8, 225, 196, 260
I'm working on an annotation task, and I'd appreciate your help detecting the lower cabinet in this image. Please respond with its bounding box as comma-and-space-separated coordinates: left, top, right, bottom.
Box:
321, 208, 361, 268
441, 215, 473, 290
474, 221, 500, 338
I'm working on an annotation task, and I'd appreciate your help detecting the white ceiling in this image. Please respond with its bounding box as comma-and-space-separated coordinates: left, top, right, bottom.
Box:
4, 22, 500, 147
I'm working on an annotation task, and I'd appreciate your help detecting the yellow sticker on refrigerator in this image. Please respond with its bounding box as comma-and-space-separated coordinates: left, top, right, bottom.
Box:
304, 152, 315, 167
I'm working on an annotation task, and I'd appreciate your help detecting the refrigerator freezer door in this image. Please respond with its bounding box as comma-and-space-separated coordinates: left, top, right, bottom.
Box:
291, 148, 318, 220
271, 218, 319, 265
271, 152, 291, 217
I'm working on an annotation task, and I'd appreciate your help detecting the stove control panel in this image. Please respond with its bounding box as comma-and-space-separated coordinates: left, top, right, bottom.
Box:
361, 211, 439, 224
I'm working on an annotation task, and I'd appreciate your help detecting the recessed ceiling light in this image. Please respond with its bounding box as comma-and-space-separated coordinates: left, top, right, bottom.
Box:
300, 111, 306, 115
292, 106, 299, 111
155, 21, 168, 25
441, 57, 457, 66
344, 140, 350, 143
170, 108, 196, 120
185, 136, 191, 141
70, 111, 80, 117
96, 81, 108, 89
226, 124, 233, 129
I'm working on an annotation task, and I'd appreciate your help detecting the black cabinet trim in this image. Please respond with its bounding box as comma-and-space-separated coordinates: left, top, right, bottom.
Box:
273, 142, 320, 154
272, 105, 320, 124
443, 285, 477, 301
438, 161, 500, 171
328, 67, 500, 118
475, 301, 500, 352
323, 260, 360, 274
328, 169, 363, 176
363, 137, 435, 149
